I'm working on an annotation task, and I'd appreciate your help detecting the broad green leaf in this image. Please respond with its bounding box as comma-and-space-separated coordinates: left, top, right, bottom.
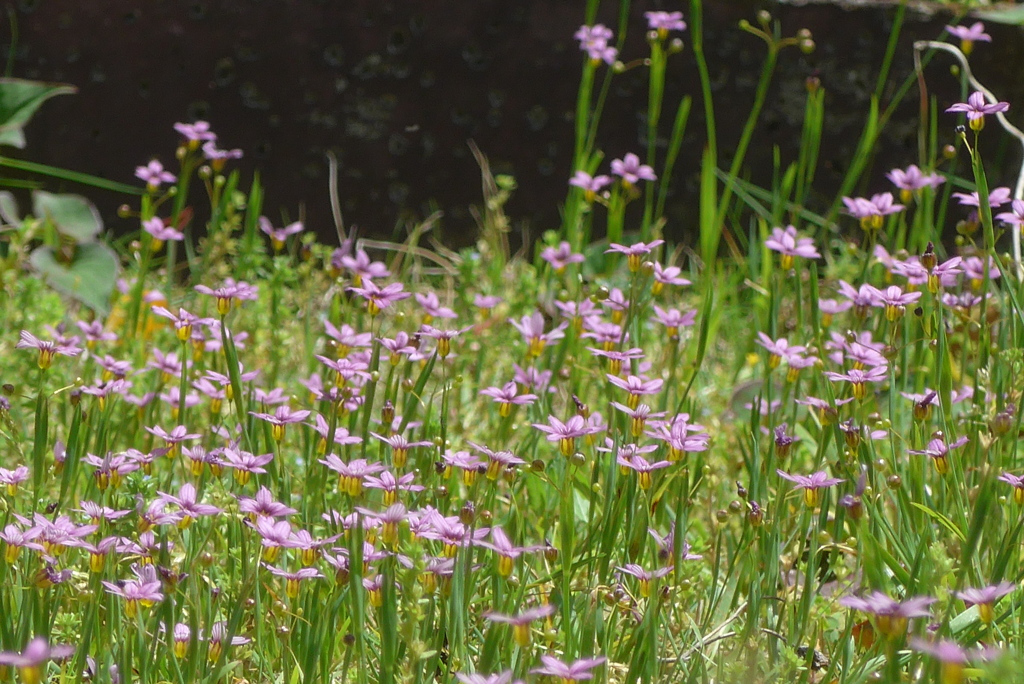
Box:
29, 242, 120, 315
33, 190, 102, 243
0, 190, 19, 224
0, 78, 76, 149
975, 6, 1024, 25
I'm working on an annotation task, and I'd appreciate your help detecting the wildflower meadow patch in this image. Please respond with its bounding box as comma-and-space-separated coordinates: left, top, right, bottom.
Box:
1, 4, 1024, 684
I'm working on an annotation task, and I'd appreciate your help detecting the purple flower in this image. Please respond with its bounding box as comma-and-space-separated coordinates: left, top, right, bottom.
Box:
837, 280, 879, 317
146, 424, 201, 453
16, 330, 82, 370
607, 374, 663, 404
135, 160, 176, 190
996, 198, 1024, 228
776, 470, 844, 507
946, 91, 1010, 131
765, 225, 820, 268
201, 141, 243, 169
481, 381, 538, 417
348, 280, 411, 316
568, 171, 612, 201
0, 523, 43, 562
510, 311, 568, 357
946, 22, 990, 46
575, 24, 617, 65
606, 239, 664, 272
250, 405, 312, 443
420, 324, 470, 359
156, 483, 222, 528
266, 564, 324, 599
339, 248, 391, 286
415, 291, 457, 322
174, 120, 216, 144
76, 320, 118, 347
207, 621, 250, 662
142, 216, 184, 245
953, 186, 1012, 208
842, 192, 904, 230
468, 441, 526, 480
319, 455, 385, 497
478, 527, 543, 577
102, 566, 164, 618
886, 165, 944, 202
455, 672, 516, 684
823, 366, 888, 400
0, 465, 29, 495
955, 582, 1014, 623
651, 305, 696, 339
617, 563, 672, 597
611, 402, 663, 438
840, 591, 936, 639
364, 472, 423, 507
533, 415, 602, 456
513, 362, 555, 393
610, 153, 656, 186
999, 471, 1024, 505
195, 278, 259, 315
531, 654, 607, 681
371, 432, 433, 470
652, 262, 691, 293
417, 513, 490, 557
645, 11, 686, 38
908, 434, 969, 475
484, 604, 555, 648
473, 294, 502, 313
378, 332, 417, 366
440, 449, 485, 485
910, 638, 999, 681
253, 517, 301, 563
646, 414, 709, 461
0, 637, 75, 680
152, 306, 213, 342
871, 284, 922, 321
236, 486, 297, 519
541, 241, 586, 272
259, 217, 303, 251
756, 333, 806, 369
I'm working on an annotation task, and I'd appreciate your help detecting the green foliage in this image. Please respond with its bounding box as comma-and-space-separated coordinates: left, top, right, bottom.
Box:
0, 77, 75, 148
28, 241, 119, 315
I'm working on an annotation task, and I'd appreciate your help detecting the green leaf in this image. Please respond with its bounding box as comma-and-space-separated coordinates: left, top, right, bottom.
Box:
908, 501, 966, 542
29, 242, 120, 315
0, 190, 19, 224
975, 5, 1024, 25
0, 78, 76, 149
32, 190, 102, 243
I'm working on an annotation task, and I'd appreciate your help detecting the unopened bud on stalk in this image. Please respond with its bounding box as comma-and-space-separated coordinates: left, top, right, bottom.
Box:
544, 544, 559, 563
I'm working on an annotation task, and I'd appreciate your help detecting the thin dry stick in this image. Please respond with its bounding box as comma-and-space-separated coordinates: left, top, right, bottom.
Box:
914, 40, 1024, 269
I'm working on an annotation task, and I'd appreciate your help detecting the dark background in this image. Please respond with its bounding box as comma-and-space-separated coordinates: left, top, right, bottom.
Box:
5, 0, 1024, 251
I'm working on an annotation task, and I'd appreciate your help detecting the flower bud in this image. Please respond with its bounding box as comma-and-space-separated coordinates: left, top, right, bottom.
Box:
544, 544, 559, 563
